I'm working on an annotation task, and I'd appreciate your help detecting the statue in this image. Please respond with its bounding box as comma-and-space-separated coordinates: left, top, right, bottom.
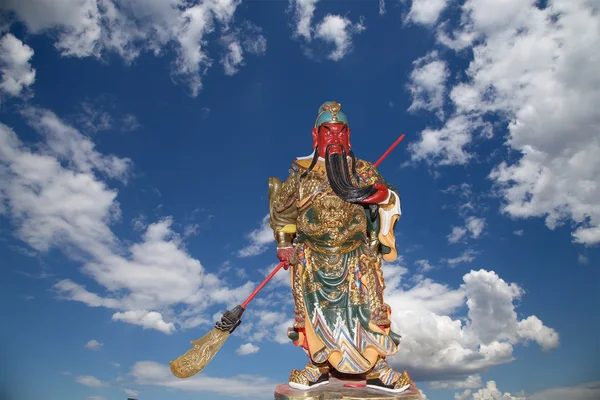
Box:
268, 101, 411, 393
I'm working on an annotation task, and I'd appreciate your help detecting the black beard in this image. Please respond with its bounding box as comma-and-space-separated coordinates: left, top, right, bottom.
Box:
324, 144, 377, 203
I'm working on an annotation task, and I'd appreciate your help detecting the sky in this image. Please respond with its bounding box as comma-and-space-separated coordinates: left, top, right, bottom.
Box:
0, 1, 599, 400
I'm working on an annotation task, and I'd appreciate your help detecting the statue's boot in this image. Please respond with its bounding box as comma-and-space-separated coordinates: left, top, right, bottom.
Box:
288, 361, 329, 390
366, 358, 411, 393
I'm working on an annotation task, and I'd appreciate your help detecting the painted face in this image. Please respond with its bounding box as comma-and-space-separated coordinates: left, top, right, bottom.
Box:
311, 123, 351, 158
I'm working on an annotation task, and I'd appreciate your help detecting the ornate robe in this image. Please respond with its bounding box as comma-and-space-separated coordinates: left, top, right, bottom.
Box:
268, 154, 402, 375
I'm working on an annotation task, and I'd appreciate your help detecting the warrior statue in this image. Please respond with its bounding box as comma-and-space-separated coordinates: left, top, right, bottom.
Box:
268, 101, 411, 393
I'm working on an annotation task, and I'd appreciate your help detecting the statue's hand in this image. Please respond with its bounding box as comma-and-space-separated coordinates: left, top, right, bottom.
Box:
277, 247, 295, 270
361, 183, 389, 204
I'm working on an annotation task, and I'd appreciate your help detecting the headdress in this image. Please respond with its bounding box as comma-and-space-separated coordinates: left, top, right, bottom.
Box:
314, 101, 348, 128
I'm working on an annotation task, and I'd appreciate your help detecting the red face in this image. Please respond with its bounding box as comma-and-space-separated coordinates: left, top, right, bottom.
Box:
312, 123, 351, 158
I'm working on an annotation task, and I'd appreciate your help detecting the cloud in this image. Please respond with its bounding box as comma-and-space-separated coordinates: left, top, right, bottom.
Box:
525, 380, 600, 400
379, 0, 386, 15
455, 380, 525, 400
314, 14, 365, 61
408, 115, 491, 166
407, 51, 449, 119
443, 249, 478, 268
112, 310, 175, 334
237, 214, 274, 257
236, 343, 260, 355
288, 1, 365, 61
0, 33, 35, 99
84, 339, 103, 350
130, 361, 278, 398
384, 269, 558, 381
220, 23, 267, 76
0, 0, 266, 96
123, 388, 139, 397
406, 0, 450, 26
578, 253, 589, 265
448, 217, 486, 243
0, 108, 255, 334
121, 114, 140, 132
75, 375, 106, 387
409, 0, 600, 244
448, 226, 468, 244
513, 230, 524, 236
289, 0, 320, 40
415, 259, 434, 272
235, 309, 292, 344
430, 374, 483, 390
75, 100, 113, 134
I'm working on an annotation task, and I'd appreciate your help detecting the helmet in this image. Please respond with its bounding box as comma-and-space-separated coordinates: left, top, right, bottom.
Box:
314, 101, 348, 128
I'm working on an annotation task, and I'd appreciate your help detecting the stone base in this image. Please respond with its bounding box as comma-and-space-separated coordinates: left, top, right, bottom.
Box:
274, 378, 422, 400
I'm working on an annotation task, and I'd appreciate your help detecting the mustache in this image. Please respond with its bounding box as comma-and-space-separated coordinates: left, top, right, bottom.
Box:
324, 144, 377, 203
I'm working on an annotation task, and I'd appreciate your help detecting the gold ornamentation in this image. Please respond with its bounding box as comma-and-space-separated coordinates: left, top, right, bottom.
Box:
306, 281, 323, 293
292, 253, 307, 328
289, 363, 324, 386
395, 371, 412, 389
328, 101, 342, 122
169, 328, 230, 378
298, 195, 367, 249
276, 231, 295, 247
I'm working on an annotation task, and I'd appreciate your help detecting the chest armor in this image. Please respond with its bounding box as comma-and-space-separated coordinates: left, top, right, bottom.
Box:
296, 168, 368, 253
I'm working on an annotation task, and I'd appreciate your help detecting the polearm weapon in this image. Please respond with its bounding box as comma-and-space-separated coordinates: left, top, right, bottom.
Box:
169, 133, 406, 379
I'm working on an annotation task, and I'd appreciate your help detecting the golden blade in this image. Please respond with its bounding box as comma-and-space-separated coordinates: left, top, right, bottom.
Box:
169, 328, 230, 378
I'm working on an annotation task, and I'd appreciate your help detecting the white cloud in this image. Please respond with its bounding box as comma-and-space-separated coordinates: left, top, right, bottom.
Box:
415, 259, 434, 272
455, 390, 473, 400
578, 253, 589, 265
121, 114, 140, 132
448, 226, 468, 244
411, 0, 600, 244
236, 342, 259, 355
112, 310, 175, 334
448, 217, 486, 243
409, 115, 490, 166
384, 269, 558, 381
461, 380, 523, 400
381, 257, 410, 291
0, 33, 35, 99
76, 375, 106, 387
513, 230, 524, 236
406, 0, 450, 26
430, 374, 483, 390
289, 0, 320, 40
237, 214, 274, 257
526, 380, 600, 400
221, 36, 244, 75
0, 0, 265, 96
123, 388, 139, 397
407, 51, 449, 119
130, 361, 278, 398
288, 1, 365, 61
516, 315, 560, 351
315, 14, 365, 61
379, 0, 386, 15
0, 108, 256, 334
20, 107, 132, 182
84, 339, 103, 350
466, 217, 485, 239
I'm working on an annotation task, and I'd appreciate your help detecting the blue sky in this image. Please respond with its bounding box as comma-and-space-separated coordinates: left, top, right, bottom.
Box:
0, 1, 599, 400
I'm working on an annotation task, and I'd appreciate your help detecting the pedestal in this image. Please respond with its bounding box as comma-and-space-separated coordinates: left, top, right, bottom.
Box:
274, 378, 422, 400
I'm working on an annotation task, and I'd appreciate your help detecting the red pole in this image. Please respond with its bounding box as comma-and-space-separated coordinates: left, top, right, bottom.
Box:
241, 133, 406, 308
241, 262, 285, 308
374, 134, 405, 167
